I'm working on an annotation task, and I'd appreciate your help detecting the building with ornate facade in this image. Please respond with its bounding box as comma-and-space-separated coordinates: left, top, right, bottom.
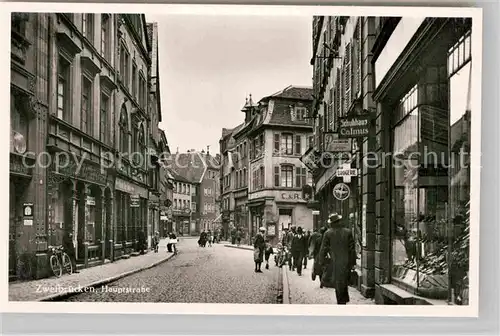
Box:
9, 13, 167, 280
221, 86, 315, 246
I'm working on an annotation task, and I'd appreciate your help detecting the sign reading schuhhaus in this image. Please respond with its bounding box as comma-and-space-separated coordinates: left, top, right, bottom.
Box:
338, 115, 370, 138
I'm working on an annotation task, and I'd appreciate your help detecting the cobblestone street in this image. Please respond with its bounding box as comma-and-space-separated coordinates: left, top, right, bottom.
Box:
63, 238, 280, 303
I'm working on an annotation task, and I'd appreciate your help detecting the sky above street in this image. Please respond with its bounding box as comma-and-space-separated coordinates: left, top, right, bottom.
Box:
146, 14, 312, 155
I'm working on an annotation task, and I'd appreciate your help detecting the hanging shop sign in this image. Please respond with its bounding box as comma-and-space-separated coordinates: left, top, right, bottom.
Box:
23, 202, 33, 226
86, 196, 96, 206
332, 183, 350, 201
338, 115, 371, 138
324, 133, 352, 152
336, 168, 358, 177
300, 147, 322, 172
130, 194, 140, 208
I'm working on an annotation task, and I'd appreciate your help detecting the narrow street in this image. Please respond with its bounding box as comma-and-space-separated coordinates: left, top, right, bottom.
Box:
64, 239, 280, 303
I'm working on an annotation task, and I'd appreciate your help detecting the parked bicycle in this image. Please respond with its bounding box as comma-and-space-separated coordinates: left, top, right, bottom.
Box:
49, 245, 73, 278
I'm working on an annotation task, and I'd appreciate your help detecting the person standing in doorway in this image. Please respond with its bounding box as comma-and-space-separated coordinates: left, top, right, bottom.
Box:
253, 227, 266, 273
318, 213, 356, 304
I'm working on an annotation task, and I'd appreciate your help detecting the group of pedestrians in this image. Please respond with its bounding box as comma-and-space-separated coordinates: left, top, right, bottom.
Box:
151, 231, 178, 254
262, 213, 356, 305
198, 229, 216, 247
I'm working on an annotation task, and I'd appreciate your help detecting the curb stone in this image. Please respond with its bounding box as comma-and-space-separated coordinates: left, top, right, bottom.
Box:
38, 253, 176, 301
223, 244, 254, 251
282, 265, 290, 304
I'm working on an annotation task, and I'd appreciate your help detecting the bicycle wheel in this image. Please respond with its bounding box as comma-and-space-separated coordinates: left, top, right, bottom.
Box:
62, 253, 73, 275
50, 255, 62, 278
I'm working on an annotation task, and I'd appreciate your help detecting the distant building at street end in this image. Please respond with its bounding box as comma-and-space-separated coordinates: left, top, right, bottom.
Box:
221, 86, 315, 246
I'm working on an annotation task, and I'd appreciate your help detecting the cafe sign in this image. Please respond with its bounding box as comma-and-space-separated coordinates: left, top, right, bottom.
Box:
338, 115, 370, 138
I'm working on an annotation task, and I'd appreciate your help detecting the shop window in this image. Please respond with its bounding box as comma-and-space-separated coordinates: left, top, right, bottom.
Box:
447, 32, 472, 305
10, 93, 29, 150
85, 195, 96, 243
391, 78, 450, 300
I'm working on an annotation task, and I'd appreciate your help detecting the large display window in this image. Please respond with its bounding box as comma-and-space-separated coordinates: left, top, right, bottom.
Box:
389, 28, 472, 304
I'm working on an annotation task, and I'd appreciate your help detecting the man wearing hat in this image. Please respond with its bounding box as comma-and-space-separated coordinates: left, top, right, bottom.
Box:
318, 213, 356, 304
253, 227, 267, 273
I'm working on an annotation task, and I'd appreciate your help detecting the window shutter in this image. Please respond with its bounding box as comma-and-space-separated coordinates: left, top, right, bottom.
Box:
260, 167, 265, 189
274, 133, 280, 152
294, 135, 301, 155
274, 166, 280, 187
302, 168, 307, 187
295, 167, 301, 188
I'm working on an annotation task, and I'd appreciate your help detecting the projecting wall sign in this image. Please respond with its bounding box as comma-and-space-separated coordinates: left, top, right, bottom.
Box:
332, 183, 350, 201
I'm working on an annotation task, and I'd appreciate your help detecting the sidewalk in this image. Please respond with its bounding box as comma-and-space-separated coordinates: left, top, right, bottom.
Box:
283, 263, 375, 305
9, 239, 175, 301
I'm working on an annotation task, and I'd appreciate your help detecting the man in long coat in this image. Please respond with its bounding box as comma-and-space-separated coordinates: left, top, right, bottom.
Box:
308, 226, 326, 281
318, 213, 356, 304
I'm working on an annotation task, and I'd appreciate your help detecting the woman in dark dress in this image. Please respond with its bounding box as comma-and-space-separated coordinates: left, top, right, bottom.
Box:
253, 227, 266, 273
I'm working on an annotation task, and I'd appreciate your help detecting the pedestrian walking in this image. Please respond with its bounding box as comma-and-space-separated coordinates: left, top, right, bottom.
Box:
137, 230, 146, 254
152, 231, 160, 253
291, 226, 307, 276
264, 238, 274, 270
236, 230, 242, 246
169, 232, 178, 254
207, 230, 213, 247
198, 230, 207, 247
303, 230, 311, 269
253, 227, 266, 273
318, 213, 357, 304
309, 227, 326, 282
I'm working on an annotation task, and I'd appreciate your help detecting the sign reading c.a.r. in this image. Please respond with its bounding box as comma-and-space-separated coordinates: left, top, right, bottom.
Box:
280, 193, 302, 201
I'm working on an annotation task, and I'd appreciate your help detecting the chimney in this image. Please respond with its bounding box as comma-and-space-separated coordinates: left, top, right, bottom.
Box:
207, 145, 210, 156
176, 147, 179, 154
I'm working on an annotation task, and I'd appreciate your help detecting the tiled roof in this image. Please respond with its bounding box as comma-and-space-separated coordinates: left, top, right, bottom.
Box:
169, 152, 220, 183
265, 85, 314, 101
166, 167, 191, 183
169, 153, 206, 183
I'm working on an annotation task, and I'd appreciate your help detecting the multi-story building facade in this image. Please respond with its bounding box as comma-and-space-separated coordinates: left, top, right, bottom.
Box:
246, 86, 314, 245
310, 16, 376, 297
199, 149, 220, 232
9, 13, 45, 280
220, 119, 247, 240
159, 130, 173, 237
146, 22, 163, 248
170, 170, 195, 235
311, 16, 473, 305
9, 13, 167, 280
170, 150, 221, 235
221, 87, 315, 246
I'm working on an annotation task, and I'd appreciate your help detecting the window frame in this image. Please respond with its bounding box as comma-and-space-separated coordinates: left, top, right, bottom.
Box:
57, 56, 71, 122
80, 75, 93, 135
281, 133, 294, 155
280, 164, 294, 188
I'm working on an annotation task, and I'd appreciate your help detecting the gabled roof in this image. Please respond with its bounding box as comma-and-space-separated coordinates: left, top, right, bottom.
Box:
166, 167, 191, 183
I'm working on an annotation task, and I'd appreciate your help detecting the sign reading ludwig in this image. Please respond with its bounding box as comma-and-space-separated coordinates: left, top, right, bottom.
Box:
338, 115, 370, 138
